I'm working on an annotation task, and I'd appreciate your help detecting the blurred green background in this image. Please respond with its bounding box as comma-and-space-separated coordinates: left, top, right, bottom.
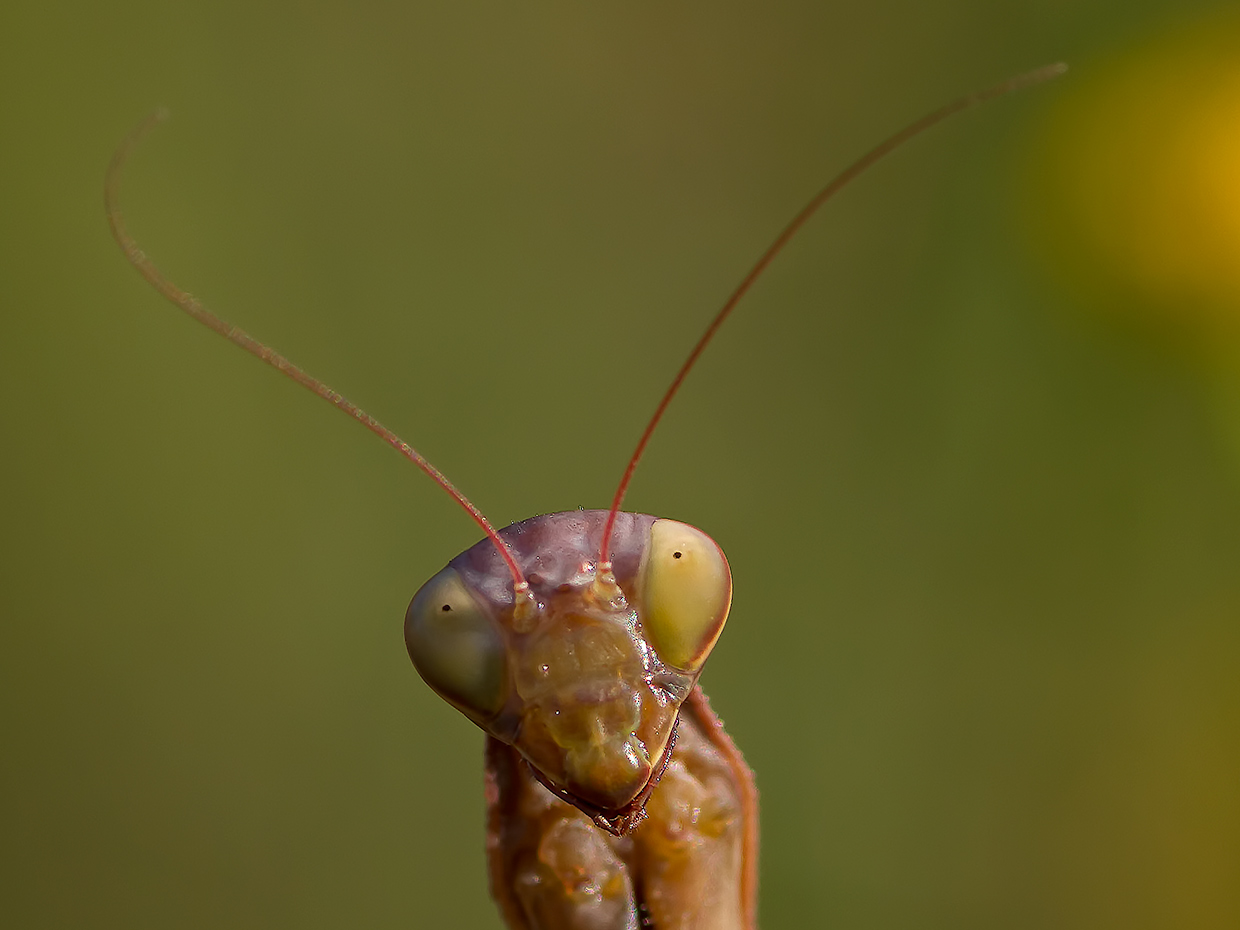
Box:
3, 2, 1239, 927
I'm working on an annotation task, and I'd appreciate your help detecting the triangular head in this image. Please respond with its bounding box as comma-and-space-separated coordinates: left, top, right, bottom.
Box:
405, 510, 731, 833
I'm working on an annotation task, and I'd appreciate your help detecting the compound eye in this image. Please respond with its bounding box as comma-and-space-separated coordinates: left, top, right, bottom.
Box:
405, 567, 507, 720
638, 519, 732, 671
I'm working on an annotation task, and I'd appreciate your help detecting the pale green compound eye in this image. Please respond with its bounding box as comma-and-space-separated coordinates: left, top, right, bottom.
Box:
638, 519, 732, 671
405, 567, 507, 720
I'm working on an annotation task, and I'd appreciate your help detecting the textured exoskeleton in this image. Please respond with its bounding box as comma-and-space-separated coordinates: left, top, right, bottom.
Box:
405, 511, 757, 928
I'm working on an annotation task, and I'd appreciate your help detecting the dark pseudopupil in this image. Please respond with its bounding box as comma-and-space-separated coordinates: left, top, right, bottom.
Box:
673, 551, 682, 559
442, 604, 452, 611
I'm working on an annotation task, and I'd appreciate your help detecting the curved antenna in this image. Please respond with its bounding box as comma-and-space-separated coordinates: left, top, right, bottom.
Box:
106, 110, 529, 593
598, 63, 1067, 565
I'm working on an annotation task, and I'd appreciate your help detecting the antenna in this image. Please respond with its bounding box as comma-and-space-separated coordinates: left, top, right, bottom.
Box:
106, 110, 529, 594
598, 63, 1067, 565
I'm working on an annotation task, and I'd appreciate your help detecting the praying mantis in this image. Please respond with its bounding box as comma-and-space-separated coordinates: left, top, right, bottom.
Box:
107, 63, 1063, 930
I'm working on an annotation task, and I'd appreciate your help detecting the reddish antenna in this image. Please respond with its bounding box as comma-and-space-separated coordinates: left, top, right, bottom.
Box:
598, 63, 1067, 565
106, 110, 530, 595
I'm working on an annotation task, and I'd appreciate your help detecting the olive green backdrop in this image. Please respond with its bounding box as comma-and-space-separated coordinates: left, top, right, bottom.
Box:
2, 2, 1238, 928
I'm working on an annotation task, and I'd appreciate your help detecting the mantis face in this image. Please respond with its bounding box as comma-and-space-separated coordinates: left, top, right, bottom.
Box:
404, 510, 731, 832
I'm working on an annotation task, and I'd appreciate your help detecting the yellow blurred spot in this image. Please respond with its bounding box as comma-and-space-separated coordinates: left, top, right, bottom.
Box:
1031, 15, 1240, 340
